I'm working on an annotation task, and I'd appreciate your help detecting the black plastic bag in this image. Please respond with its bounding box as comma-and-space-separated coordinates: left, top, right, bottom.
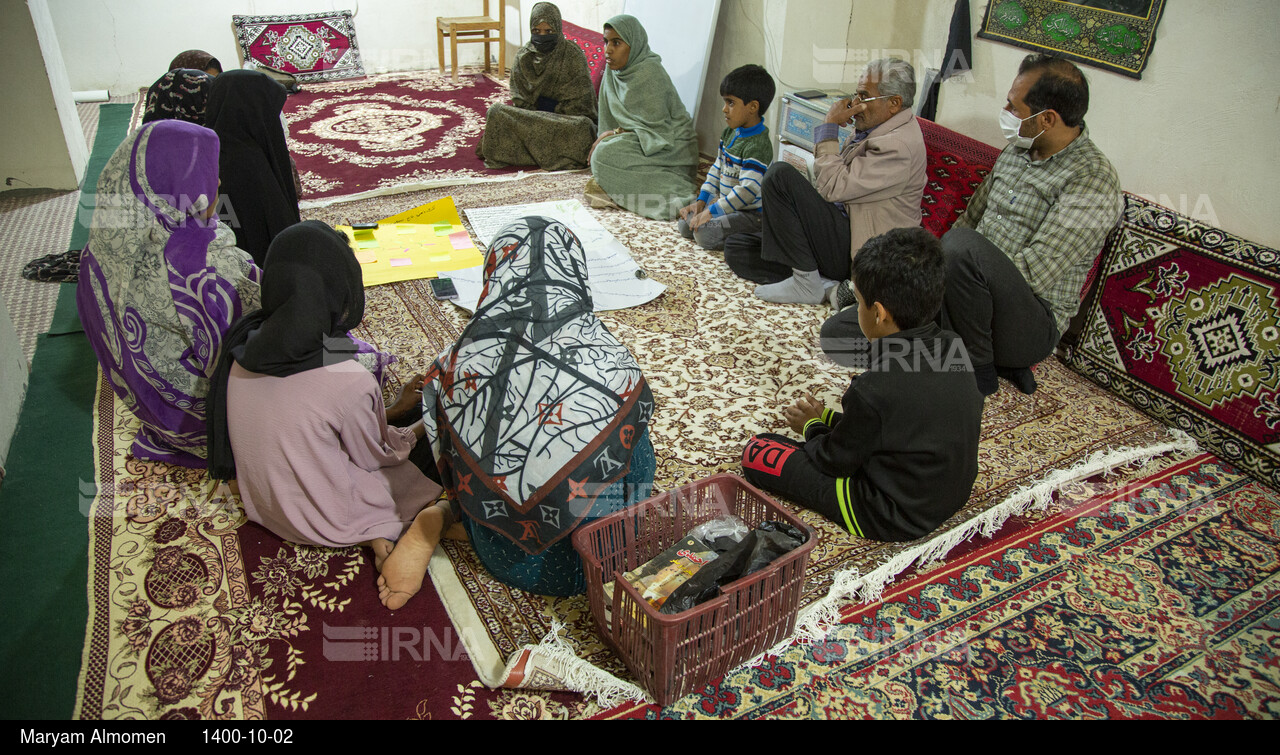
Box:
659, 521, 807, 614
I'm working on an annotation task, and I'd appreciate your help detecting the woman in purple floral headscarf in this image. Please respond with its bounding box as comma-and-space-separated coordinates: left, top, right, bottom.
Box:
77, 120, 261, 467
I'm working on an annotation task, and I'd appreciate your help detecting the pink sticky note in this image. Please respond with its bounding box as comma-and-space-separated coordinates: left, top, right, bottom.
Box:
449, 231, 472, 250
389, 258, 412, 267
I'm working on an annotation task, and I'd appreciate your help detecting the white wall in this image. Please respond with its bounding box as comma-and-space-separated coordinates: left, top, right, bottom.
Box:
43, 0, 1280, 248
695, 0, 765, 154
686, 0, 1278, 249
929, 0, 1280, 248
49, 0, 527, 92
1, 0, 87, 191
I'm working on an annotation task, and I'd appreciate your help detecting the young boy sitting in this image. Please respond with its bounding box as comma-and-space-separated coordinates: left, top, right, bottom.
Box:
741, 227, 983, 541
677, 64, 774, 251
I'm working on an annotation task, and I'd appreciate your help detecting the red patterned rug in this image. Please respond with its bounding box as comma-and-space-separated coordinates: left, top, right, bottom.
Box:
598, 453, 1280, 719
284, 71, 518, 201
917, 118, 999, 238
77, 176, 1271, 722
561, 20, 606, 94
1068, 193, 1280, 489
233, 11, 365, 83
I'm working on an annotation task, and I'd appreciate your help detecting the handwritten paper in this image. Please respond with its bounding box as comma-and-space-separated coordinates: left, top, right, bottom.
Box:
457, 199, 666, 313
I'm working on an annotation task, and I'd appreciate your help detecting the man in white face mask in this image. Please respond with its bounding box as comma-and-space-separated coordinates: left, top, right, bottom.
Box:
940, 54, 1122, 396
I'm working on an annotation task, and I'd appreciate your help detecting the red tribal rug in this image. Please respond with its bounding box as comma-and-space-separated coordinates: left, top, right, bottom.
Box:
917, 118, 1000, 238
283, 71, 517, 201
561, 20, 606, 94
599, 453, 1280, 719
233, 10, 365, 83
1068, 193, 1280, 489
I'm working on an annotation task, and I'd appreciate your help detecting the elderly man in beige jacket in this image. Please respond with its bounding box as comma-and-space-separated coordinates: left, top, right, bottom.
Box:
725, 58, 926, 315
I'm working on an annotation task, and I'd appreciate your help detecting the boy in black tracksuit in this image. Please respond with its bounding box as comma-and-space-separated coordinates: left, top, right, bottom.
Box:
742, 227, 983, 542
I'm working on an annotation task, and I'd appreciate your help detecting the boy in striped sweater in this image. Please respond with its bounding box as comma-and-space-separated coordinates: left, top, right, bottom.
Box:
677, 64, 774, 250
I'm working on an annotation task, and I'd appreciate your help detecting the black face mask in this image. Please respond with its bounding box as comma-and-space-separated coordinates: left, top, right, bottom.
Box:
531, 33, 557, 54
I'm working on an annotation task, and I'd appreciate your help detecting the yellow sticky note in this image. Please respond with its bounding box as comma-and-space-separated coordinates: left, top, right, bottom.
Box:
380, 196, 464, 226
355, 250, 377, 264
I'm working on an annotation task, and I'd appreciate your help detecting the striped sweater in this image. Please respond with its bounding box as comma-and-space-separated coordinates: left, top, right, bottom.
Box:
697, 122, 772, 217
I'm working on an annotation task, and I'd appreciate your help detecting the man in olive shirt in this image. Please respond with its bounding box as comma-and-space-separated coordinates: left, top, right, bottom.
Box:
942, 55, 1122, 395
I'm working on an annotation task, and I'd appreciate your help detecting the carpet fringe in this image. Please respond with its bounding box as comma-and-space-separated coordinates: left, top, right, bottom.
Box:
521, 620, 650, 708
545, 431, 1199, 702
785, 429, 1198, 643
298, 171, 557, 210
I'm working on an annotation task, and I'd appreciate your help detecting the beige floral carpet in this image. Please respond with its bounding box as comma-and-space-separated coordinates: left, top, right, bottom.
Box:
74, 171, 1192, 719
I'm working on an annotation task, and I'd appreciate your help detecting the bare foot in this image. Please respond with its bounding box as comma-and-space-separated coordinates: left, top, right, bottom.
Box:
444, 521, 467, 541
369, 538, 394, 572
377, 503, 447, 610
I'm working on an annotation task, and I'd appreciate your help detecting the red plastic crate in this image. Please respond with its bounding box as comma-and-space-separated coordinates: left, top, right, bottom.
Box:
571, 474, 816, 706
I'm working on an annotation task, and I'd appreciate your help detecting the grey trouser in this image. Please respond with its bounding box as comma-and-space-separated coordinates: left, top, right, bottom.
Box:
678, 208, 762, 251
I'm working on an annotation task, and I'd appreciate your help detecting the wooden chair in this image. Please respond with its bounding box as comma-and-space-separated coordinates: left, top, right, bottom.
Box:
436, 1, 506, 83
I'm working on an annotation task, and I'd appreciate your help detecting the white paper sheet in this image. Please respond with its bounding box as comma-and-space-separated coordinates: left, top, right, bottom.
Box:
447, 200, 667, 313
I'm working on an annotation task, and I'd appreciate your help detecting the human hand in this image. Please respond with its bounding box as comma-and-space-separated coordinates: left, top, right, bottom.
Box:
588, 134, 606, 164
688, 209, 713, 231
589, 129, 619, 163
824, 97, 864, 126
783, 392, 824, 434
678, 200, 706, 221
387, 372, 425, 421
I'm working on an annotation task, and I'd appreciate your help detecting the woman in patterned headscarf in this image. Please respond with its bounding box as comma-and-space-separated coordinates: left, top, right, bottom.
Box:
420, 217, 656, 596
586, 14, 699, 220
142, 69, 213, 125
476, 2, 597, 171
168, 50, 222, 76
76, 120, 261, 468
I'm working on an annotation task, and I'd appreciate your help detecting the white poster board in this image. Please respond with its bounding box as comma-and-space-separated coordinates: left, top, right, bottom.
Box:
449, 200, 667, 313
622, 0, 721, 123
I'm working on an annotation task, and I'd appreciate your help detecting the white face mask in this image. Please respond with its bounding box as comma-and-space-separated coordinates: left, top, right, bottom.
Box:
999, 108, 1045, 149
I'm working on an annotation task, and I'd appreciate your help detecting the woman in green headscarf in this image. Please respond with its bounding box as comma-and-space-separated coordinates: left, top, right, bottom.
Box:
477, 2, 597, 171
586, 14, 699, 221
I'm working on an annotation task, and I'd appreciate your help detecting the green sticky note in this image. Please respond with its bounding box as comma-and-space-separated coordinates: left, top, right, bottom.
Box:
357, 239, 380, 249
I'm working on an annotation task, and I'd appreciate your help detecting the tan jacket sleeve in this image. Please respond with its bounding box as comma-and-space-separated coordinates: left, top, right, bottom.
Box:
812, 117, 922, 205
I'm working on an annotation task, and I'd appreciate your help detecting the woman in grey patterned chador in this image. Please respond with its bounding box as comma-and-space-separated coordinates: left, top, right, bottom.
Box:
476, 2, 597, 171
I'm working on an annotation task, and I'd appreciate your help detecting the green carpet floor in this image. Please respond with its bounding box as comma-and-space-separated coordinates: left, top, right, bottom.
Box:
0, 103, 133, 719
48, 103, 133, 337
